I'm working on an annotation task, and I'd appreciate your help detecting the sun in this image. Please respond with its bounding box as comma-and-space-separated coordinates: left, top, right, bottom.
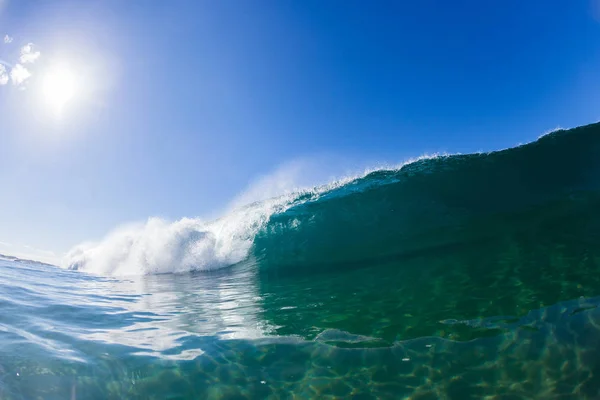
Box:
41, 64, 79, 116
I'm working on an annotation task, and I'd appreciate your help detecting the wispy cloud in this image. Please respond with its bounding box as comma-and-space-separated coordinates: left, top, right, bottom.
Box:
3, 35, 12, 44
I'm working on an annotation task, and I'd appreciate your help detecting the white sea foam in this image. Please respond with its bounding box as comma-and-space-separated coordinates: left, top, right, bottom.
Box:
63, 197, 293, 276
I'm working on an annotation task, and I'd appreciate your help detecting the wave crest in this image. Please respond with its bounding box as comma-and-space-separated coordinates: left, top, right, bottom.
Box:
63, 193, 297, 275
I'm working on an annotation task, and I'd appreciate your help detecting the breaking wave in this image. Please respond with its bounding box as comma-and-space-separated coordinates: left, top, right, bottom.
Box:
64, 122, 600, 276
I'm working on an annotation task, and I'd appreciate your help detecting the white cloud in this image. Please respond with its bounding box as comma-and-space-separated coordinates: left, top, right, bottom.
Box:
0, 42, 41, 88
20, 43, 40, 63
10, 63, 31, 85
0, 64, 8, 85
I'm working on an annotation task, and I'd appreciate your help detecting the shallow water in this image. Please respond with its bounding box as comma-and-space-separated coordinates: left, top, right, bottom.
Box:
3, 254, 600, 399
2, 123, 600, 399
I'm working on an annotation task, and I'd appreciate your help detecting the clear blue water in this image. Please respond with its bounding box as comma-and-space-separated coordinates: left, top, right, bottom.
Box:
3, 258, 600, 399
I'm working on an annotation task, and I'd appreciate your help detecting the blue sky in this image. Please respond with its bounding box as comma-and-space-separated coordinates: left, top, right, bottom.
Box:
0, 0, 599, 262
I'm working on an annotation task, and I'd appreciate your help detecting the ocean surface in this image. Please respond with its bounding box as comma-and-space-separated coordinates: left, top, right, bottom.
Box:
2, 123, 600, 399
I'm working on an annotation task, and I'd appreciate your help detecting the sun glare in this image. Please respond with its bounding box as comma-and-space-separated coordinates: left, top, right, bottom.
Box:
42, 64, 79, 116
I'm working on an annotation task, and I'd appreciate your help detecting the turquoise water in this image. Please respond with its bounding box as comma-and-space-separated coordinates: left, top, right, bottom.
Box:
2, 123, 600, 398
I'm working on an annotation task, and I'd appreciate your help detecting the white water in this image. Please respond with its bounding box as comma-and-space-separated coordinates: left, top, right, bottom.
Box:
63, 196, 295, 276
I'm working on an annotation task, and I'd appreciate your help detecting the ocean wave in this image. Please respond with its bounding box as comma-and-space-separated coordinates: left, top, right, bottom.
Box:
64, 123, 600, 276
